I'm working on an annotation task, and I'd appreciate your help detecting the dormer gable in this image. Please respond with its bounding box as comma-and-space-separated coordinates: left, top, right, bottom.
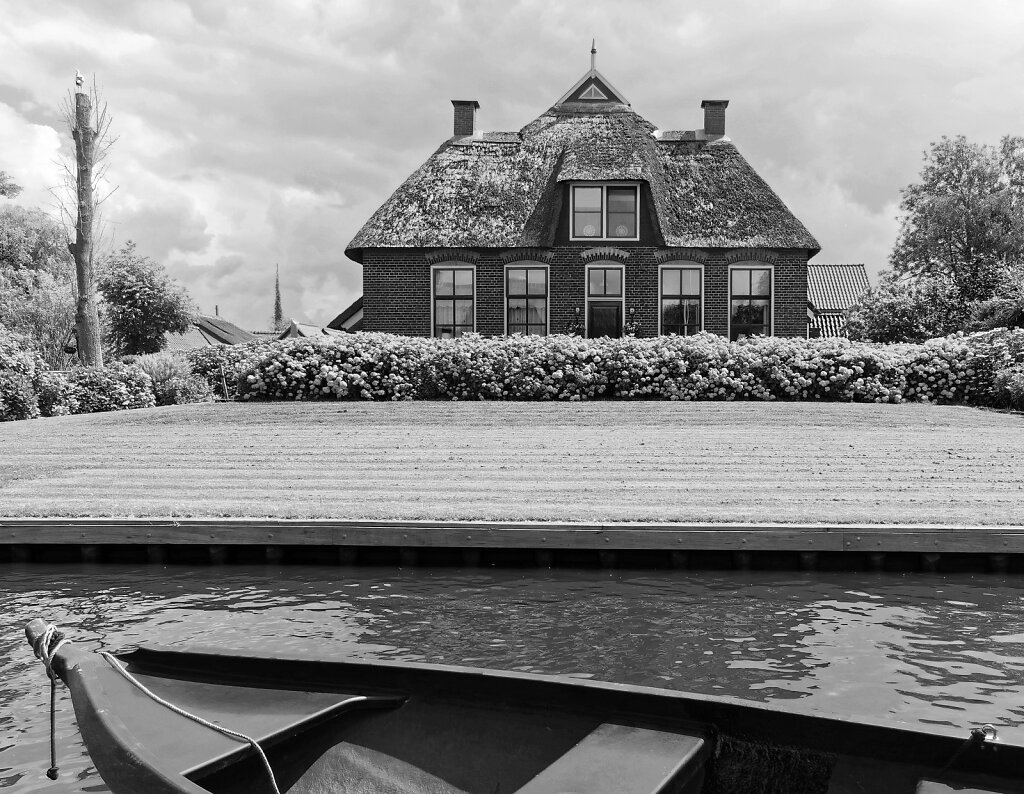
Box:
554, 42, 630, 107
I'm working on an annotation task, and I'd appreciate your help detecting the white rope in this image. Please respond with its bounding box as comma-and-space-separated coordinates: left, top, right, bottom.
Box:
32, 624, 69, 676
99, 651, 281, 794
32, 623, 69, 780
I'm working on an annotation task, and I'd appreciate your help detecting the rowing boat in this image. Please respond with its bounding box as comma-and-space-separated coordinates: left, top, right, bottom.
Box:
25, 618, 1023, 794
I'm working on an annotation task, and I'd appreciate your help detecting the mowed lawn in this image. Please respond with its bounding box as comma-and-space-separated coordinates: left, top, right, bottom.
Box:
0, 401, 1021, 525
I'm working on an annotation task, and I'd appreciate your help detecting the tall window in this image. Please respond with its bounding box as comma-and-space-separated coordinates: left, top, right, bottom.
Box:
661, 267, 702, 335
433, 267, 474, 338
506, 267, 547, 335
730, 267, 772, 340
571, 185, 639, 240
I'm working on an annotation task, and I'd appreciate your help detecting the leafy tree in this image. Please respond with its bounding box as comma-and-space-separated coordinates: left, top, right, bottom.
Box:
0, 171, 22, 198
892, 135, 1024, 303
97, 242, 195, 355
851, 135, 1024, 342
0, 206, 77, 368
845, 271, 965, 343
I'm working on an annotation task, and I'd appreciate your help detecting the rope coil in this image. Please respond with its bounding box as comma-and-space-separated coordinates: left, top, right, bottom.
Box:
31, 624, 69, 780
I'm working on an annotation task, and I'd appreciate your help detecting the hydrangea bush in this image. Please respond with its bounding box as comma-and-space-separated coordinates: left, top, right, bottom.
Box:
237, 329, 1024, 407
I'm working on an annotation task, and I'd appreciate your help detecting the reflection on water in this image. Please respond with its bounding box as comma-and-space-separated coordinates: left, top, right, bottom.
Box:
2, 565, 1023, 792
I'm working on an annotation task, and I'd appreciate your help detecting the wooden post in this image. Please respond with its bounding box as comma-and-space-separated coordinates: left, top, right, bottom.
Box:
669, 550, 688, 569
337, 547, 357, 566
71, 82, 103, 367
265, 545, 284, 564
534, 550, 554, 568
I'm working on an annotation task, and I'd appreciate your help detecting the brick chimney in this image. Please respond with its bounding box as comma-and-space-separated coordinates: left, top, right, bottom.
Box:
451, 100, 480, 137
701, 100, 729, 138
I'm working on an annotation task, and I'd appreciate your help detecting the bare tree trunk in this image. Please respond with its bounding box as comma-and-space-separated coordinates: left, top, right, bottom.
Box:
72, 87, 104, 367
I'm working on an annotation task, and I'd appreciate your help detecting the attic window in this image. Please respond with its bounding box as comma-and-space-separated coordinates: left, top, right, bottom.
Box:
571, 184, 639, 241
579, 84, 608, 101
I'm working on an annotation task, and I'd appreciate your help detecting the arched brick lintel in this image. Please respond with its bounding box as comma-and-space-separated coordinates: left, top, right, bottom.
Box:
580, 247, 631, 264
425, 248, 481, 265
654, 248, 712, 266
723, 248, 780, 265
498, 248, 554, 264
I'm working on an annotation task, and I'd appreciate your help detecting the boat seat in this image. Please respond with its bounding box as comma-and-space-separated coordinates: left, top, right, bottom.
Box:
513, 722, 707, 794
917, 779, 1022, 794
287, 741, 469, 794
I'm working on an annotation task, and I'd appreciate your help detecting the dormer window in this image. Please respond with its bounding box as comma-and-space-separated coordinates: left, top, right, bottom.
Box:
571, 184, 639, 241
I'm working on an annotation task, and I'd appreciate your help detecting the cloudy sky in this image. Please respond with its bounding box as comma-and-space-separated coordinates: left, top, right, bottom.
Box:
3, 0, 1022, 331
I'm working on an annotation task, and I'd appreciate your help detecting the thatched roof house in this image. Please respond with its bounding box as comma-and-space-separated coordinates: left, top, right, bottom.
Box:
346, 52, 819, 340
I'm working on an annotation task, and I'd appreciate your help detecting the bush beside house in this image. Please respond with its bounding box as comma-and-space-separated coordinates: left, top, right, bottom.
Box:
234, 329, 1024, 409
4, 326, 1022, 421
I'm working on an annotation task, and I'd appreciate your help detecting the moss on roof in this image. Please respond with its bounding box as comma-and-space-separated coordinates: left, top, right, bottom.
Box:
346, 95, 819, 260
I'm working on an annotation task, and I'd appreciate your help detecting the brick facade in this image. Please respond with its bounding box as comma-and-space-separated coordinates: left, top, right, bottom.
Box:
361, 244, 809, 339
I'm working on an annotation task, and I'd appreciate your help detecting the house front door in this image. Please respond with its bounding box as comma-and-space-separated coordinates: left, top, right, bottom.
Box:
588, 301, 622, 338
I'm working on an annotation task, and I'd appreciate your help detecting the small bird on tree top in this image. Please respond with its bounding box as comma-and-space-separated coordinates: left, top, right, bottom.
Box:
75, 70, 84, 88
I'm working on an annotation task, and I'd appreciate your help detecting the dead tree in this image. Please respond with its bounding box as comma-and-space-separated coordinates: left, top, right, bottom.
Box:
58, 73, 116, 367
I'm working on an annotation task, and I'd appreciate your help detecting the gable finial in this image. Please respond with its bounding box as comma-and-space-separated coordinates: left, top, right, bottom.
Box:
591, 39, 596, 71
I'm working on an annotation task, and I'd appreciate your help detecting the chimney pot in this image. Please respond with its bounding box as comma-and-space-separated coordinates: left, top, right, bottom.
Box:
451, 100, 480, 137
701, 99, 729, 138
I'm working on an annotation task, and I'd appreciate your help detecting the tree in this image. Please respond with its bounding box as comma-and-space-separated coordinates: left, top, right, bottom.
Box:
892, 135, 1024, 303
0, 206, 77, 368
56, 75, 116, 367
97, 242, 195, 355
845, 271, 965, 343
851, 135, 1024, 342
0, 172, 21, 199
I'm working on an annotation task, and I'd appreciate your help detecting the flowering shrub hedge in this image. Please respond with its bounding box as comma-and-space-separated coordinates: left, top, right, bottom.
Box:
236, 329, 1024, 407
60, 364, 156, 414
185, 342, 265, 398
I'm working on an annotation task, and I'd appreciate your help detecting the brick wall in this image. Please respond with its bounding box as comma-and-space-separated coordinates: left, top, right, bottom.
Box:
361, 247, 809, 339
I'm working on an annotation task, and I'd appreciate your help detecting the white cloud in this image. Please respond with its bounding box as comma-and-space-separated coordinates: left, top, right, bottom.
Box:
4, 0, 1024, 327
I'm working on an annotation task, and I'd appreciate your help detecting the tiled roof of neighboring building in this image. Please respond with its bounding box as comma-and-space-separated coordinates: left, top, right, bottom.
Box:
808, 264, 871, 312
327, 296, 363, 332
811, 312, 848, 338
164, 315, 257, 351
346, 74, 819, 260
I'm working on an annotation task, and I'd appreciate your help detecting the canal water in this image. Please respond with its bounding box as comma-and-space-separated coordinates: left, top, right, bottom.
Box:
3, 564, 1023, 792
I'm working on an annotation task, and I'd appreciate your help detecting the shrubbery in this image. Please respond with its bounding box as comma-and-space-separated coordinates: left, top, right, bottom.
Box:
4, 323, 1024, 421
236, 330, 1024, 407
185, 342, 265, 398
133, 351, 214, 406
0, 325, 208, 421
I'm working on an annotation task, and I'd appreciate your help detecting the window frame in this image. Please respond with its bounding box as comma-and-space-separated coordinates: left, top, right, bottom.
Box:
569, 182, 641, 242
727, 262, 774, 341
584, 262, 626, 338
658, 263, 704, 336
430, 263, 477, 338
504, 263, 550, 336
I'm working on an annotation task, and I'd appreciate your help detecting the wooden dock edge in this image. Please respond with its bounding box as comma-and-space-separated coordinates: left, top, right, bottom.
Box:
2, 518, 1023, 571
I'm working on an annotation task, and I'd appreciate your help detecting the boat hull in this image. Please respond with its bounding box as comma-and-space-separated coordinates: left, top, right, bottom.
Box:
25, 620, 1024, 794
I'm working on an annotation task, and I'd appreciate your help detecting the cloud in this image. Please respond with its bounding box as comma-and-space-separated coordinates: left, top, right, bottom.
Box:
4, 0, 1024, 329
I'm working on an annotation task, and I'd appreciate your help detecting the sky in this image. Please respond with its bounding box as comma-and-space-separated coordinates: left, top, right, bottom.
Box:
2, 0, 1023, 332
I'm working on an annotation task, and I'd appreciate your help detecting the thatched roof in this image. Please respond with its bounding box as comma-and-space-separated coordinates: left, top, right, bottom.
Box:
346, 77, 819, 261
